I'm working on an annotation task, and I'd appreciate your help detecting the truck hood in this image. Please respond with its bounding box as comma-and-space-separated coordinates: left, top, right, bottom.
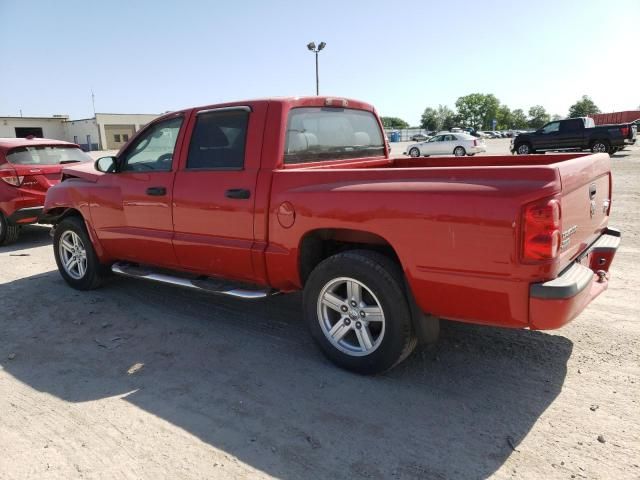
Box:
61, 161, 104, 183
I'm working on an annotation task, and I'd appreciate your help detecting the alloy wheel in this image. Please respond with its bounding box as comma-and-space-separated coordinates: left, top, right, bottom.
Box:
58, 230, 88, 280
317, 277, 386, 357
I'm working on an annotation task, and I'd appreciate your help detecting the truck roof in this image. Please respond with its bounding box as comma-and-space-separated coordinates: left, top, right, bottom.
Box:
0, 137, 78, 153
163, 96, 377, 117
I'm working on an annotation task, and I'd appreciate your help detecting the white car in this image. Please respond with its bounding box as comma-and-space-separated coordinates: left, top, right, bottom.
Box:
404, 133, 486, 157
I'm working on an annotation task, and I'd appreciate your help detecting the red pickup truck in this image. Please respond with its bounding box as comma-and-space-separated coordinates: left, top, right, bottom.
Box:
42, 96, 620, 374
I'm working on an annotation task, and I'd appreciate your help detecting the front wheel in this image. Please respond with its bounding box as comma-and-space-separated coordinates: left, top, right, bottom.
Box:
590, 140, 610, 154
409, 147, 421, 158
53, 216, 107, 290
453, 146, 466, 156
303, 250, 417, 375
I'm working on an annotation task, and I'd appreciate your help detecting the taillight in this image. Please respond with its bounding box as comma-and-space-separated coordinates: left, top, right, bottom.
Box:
620, 126, 629, 137
0, 166, 24, 186
473, 139, 478, 146
522, 198, 561, 261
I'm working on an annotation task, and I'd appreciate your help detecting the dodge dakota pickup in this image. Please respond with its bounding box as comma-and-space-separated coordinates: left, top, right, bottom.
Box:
42, 97, 620, 374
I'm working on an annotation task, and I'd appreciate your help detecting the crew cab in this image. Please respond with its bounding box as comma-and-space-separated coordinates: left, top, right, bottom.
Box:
512, 117, 637, 155
0, 138, 92, 245
42, 97, 620, 374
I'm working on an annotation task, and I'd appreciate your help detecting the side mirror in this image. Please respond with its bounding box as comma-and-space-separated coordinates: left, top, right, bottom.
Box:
95, 156, 117, 173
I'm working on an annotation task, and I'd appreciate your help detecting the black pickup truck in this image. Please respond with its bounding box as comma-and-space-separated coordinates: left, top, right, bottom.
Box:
512, 117, 637, 155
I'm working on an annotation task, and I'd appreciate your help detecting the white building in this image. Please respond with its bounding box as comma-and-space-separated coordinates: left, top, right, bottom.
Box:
0, 113, 160, 151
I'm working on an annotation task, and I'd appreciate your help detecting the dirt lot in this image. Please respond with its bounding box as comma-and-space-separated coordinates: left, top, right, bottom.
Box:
1, 141, 638, 479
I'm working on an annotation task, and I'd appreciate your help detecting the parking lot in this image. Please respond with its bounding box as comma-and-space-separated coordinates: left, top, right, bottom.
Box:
1, 143, 638, 479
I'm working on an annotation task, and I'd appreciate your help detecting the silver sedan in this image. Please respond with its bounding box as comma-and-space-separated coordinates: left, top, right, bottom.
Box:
404, 133, 486, 157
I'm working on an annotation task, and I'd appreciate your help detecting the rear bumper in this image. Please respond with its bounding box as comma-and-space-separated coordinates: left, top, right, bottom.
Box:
7, 206, 43, 225
529, 228, 620, 330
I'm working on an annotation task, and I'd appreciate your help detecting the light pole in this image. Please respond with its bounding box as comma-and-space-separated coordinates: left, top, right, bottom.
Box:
307, 41, 326, 96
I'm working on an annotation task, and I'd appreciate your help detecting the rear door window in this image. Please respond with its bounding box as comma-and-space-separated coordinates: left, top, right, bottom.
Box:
186, 109, 249, 170
284, 107, 384, 164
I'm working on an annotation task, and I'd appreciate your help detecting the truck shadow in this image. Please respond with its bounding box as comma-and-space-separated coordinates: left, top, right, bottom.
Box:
0, 271, 572, 480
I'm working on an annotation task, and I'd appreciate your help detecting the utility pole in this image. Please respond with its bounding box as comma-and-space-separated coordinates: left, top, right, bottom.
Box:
91, 90, 96, 117
306, 42, 326, 96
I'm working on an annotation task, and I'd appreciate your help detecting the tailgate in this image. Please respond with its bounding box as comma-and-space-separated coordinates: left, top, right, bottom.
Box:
12, 164, 63, 193
557, 153, 611, 269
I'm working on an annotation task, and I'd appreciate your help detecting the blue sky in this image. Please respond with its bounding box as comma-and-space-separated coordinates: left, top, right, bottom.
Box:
0, 0, 638, 125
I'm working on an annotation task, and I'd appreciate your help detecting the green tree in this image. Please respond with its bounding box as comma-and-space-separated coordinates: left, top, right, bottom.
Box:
455, 93, 500, 130
528, 105, 550, 129
438, 105, 456, 131
496, 105, 513, 130
420, 108, 439, 130
568, 95, 601, 118
420, 105, 456, 131
380, 116, 409, 129
551, 114, 563, 121
511, 109, 528, 129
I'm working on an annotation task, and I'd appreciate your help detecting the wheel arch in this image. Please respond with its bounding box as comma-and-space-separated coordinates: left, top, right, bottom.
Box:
298, 228, 402, 286
41, 207, 84, 225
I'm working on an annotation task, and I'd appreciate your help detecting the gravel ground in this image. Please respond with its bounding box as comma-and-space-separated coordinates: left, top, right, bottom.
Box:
1, 140, 638, 479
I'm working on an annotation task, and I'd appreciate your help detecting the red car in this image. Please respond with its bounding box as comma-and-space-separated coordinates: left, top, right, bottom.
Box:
0, 138, 92, 245
42, 97, 620, 374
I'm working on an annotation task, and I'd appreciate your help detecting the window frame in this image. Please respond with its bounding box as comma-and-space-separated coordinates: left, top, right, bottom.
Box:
184, 106, 251, 172
117, 114, 184, 173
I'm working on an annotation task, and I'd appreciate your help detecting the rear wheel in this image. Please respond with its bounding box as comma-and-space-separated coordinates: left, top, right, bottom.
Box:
304, 250, 417, 375
0, 213, 20, 246
515, 142, 532, 155
454, 146, 466, 157
409, 147, 421, 158
590, 140, 610, 154
53, 216, 107, 290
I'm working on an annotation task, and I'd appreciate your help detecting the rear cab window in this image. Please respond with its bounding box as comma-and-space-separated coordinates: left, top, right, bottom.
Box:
284, 107, 384, 164
6, 146, 92, 165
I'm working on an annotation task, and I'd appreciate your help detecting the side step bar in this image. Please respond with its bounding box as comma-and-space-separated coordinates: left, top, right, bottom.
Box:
111, 262, 273, 299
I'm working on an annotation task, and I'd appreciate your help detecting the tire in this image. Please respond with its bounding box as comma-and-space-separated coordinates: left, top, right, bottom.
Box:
409, 147, 421, 158
53, 216, 106, 290
515, 143, 532, 155
303, 250, 417, 375
454, 146, 466, 157
590, 140, 610, 154
0, 213, 20, 246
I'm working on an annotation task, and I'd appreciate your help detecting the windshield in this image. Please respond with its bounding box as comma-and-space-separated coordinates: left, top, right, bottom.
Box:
284, 107, 384, 164
7, 146, 92, 165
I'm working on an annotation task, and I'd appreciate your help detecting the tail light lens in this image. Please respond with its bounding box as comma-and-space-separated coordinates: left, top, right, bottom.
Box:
620, 126, 629, 137
0, 165, 24, 186
522, 198, 561, 261
473, 140, 478, 146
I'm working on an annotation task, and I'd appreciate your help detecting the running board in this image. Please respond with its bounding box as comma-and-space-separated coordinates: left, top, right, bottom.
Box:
111, 262, 273, 299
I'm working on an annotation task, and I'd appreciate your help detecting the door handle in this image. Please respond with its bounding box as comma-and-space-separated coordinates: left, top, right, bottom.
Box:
225, 188, 251, 199
146, 186, 166, 196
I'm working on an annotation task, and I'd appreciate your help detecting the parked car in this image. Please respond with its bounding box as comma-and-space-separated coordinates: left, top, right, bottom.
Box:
0, 137, 91, 245
483, 131, 500, 138
405, 133, 486, 157
411, 132, 430, 142
512, 117, 637, 155
42, 96, 620, 375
